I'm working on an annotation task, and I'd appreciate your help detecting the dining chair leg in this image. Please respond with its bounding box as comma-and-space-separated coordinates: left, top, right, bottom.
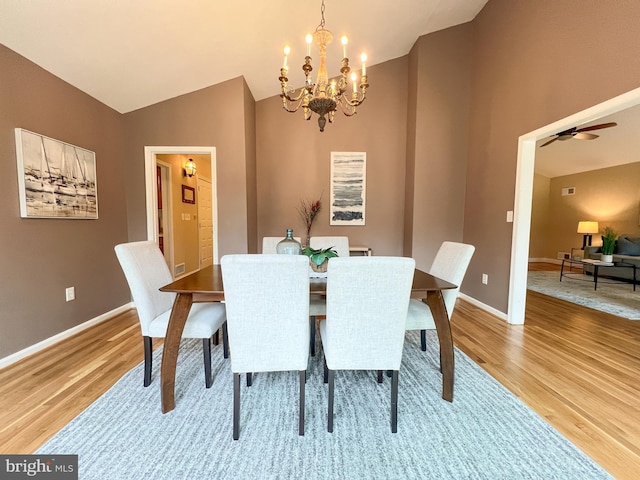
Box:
143, 336, 152, 387
299, 370, 306, 436
420, 330, 427, 351
213, 330, 219, 345
310, 316, 316, 356
203, 338, 212, 388
323, 358, 328, 384
391, 370, 399, 433
327, 369, 335, 433
222, 321, 229, 359
246, 372, 253, 387
377, 370, 383, 383
233, 373, 240, 440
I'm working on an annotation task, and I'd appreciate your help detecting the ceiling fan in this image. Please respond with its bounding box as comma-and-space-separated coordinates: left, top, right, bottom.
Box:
539, 122, 618, 147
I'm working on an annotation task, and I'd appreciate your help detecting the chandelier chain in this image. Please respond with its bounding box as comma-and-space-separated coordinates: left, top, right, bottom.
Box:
316, 0, 326, 31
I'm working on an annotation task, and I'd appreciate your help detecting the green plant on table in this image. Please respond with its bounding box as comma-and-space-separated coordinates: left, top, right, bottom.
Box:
302, 246, 338, 266
601, 226, 617, 255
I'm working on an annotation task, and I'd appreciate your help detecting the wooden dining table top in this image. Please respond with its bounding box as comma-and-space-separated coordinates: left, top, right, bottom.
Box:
159, 264, 457, 298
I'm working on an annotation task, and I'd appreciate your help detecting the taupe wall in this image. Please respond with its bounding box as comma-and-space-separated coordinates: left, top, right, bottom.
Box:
243, 80, 258, 253
0, 45, 130, 357
406, 24, 472, 272
255, 56, 409, 256
122, 77, 253, 257
529, 173, 551, 258
5, 0, 640, 358
463, 0, 640, 311
533, 163, 640, 260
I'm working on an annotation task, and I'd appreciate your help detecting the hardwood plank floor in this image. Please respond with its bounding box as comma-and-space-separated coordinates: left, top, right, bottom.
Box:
1, 265, 639, 478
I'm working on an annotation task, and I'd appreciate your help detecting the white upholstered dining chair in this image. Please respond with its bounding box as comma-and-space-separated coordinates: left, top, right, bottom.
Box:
262, 235, 302, 254
221, 254, 310, 440
319, 256, 415, 433
115, 241, 228, 388
309, 236, 350, 258
405, 241, 475, 352
309, 236, 350, 356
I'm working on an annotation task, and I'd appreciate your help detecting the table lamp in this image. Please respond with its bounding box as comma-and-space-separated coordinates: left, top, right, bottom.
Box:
577, 221, 599, 249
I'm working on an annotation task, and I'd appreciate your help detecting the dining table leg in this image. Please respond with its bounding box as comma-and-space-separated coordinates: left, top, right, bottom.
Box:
161, 292, 193, 413
425, 290, 454, 402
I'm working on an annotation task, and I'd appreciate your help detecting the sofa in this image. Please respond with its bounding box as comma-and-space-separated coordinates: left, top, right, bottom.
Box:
583, 235, 640, 281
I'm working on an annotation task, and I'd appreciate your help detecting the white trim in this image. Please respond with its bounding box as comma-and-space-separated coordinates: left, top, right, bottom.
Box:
0, 303, 134, 370
144, 146, 220, 264
529, 258, 562, 265
509, 87, 640, 325
156, 160, 174, 270
459, 293, 508, 322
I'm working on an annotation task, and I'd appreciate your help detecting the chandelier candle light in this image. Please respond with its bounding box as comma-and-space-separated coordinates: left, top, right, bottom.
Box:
278, 0, 369, 132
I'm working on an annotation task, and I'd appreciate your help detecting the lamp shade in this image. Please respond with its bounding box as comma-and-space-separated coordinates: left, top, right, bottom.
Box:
577, 221, 599, 234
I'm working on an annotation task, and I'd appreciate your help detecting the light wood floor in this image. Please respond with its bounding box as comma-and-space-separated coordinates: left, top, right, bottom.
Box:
1, 263, 639, 478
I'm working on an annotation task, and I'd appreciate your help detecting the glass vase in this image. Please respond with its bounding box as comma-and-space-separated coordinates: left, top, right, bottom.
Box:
276, 229, 302, 255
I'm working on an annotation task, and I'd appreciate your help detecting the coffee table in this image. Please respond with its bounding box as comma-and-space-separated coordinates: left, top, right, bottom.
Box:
560, 258, 637, 291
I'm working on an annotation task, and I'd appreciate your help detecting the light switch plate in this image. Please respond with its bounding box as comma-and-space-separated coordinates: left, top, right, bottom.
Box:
506, 210, 514, 222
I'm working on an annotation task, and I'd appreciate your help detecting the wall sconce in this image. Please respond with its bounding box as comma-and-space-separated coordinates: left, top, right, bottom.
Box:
577, 221, 599, 249
184, 159, 197, 177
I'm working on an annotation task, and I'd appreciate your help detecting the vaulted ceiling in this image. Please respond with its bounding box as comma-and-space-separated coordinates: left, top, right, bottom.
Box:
0, 0, 487, 113
535, 104, 640, 178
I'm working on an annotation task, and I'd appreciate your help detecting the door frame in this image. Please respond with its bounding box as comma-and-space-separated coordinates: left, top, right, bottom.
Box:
144, 146, 220, 265
508, 86, 640, 324
156, 160, 173, 268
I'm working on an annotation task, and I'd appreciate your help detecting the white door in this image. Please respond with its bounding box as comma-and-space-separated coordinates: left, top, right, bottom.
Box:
198, 177, 213, 268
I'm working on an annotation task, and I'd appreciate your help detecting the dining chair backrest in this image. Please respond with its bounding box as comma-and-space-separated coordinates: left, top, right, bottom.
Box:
429, 241, 475, 315
262, 236, 302, 254
114, 241, 176, 335
221, 254, 310, 373
310, 236, 350, 258
324, 256, 415, 371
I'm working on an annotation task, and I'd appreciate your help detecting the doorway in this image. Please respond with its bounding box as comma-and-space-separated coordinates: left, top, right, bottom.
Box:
144, 146, 219, 277
156, 161, 172, 267
508, 87, 640, 324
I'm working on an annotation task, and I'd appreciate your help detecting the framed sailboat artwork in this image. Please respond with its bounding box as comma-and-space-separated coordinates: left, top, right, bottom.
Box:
15, 128, 98, 219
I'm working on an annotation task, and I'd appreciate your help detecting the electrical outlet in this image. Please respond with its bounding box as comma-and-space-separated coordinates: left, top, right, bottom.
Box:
65, 286, 75, 302
482, 274, 488, 285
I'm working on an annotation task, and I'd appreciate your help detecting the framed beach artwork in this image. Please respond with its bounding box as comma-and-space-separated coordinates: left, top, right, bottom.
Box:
15, 129, 98, 219
330, 151, 366, 226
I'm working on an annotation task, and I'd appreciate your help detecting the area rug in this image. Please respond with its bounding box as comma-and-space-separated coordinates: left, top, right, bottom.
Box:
37, 332, 611, 479
528, 270, 640, 320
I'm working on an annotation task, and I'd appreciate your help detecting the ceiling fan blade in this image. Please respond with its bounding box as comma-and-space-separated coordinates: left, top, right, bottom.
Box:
573, 132, 599, 140
575, 122, 617, 133
539, 136, 559, 147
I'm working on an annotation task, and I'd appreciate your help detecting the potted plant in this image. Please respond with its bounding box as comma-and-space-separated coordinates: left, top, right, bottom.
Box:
302, 246, 338, 273
601, 226, 617, 262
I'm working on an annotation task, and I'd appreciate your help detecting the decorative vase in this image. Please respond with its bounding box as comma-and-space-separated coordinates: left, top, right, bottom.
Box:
276, 229, 302, 255
310, 259, 328, 273
601, 254, 613, 263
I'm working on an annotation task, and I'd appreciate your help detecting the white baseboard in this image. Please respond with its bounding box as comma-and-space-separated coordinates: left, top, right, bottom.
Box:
529, 257, 562, 265
458, 293, 508, 322
0, 303, 134, 370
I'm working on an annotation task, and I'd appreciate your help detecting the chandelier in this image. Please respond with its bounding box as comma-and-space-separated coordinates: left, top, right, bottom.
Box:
278, 0, 369, 132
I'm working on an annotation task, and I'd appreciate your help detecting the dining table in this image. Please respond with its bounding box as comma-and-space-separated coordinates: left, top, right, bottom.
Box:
158, 264, 457, 414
